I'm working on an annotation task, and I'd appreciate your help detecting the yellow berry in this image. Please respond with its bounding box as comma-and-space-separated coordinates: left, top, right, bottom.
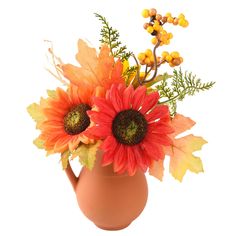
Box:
149, 8, 157, 16
153, 24, 160, 31
162, 16, 167, 23
147, 26, 154, 34
162, 51, 169, 59
183, 20, 189, 27
153, 21, 160, 30
151, 37, 158, 45
161, 30, 167, 35
142, 9, 150, 18
160, 35, 168, 42
145, 49, 152, 57
170, 51, 180, 59
178, 18, 186, 27
179, 57, 184, 63
167, 17, 174, 23
166, 12, 172, 17
143, 23, 149, 30
138, 53, 146, 61
165, 39, 170, 45
150, 55, 155, 63
160, 42, 164, 46
178, 13, 185, 19
165, 55, 172, 62
140, 60, 146, 65
168, 33, 173, 39
173, 18, 179, 25
172, 58, 181, 66
144, 57, 151, 65
169, 62, 175, 67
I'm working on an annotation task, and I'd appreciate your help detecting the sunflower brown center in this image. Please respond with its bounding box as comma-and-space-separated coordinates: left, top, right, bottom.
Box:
112, 109, 148, 145
64, 104, 91, 135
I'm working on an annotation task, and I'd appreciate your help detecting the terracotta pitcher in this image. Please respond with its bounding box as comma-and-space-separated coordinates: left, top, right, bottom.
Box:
65, 152, 148, 230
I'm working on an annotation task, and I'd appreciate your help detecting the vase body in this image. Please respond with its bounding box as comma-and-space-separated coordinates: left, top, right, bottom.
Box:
73, 155, 148, 230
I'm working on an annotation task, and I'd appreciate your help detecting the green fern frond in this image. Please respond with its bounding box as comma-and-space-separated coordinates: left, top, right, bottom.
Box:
94, 13, 132, 61
157, 68, 215, 115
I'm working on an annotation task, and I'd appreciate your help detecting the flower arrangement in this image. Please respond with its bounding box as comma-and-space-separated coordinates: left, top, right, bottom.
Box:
28, 8, 215, 182
27, 7, 215, 229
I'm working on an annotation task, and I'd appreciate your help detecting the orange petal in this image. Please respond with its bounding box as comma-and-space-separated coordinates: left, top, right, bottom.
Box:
54, 136, 71, 153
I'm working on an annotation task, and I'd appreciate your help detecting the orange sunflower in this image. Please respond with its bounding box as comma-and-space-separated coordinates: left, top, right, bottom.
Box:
32, 40, 126, 155
86, 83, 174, 176
38, 84, 95, 154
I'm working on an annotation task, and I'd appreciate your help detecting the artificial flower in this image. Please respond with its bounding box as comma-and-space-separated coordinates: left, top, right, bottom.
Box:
86, 83, 174, 176
28, 9, 214, 182
35, 84, 95, 154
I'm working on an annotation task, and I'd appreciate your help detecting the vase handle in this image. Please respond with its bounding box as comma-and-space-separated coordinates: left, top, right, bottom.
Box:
65, 162, 78, 191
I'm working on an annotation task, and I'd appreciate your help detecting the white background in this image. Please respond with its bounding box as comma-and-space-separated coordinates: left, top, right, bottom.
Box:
0, 0, 236, 235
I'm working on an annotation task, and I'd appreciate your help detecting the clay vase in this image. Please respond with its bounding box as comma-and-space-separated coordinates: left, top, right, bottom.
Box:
65, 152, 148, 230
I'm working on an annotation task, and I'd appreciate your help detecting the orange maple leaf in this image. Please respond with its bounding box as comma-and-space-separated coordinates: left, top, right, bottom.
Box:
61, 39, 124, 97
149, 159, 164, 181
150, 114, 207, 181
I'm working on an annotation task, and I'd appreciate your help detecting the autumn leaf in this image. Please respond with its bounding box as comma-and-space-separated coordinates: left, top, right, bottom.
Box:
61, 39, 124, 93
47, 89, 57, 98
72, 141, 101, 170
33, 137, 44, 149
165, 114, 207, 182
149, 159, 164, 181
76, 39, 98, 73
61, 150, 71, 170
61, 40, 98, 87
27, 102, 45, 129
169, 113, 195, 136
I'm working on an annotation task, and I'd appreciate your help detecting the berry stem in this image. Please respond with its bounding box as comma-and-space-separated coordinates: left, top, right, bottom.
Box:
141, 40, 161, 84
133, 40, 164, 85
144, 64, 148, 75
143, 66, 153, 81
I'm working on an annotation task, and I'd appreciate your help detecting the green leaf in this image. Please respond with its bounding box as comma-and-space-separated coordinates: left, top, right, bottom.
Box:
47, 89, 57, 98
73, 142, 101, 170
33, 137, 44, 149
61, 150, 71, 170
27, 103, 45, 128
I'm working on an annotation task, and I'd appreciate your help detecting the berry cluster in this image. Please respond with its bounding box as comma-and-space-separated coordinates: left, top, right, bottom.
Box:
161, 51, 183, 67
142, 8, 188, 46
138, 49, 155, 67
135, 7, 188, 83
